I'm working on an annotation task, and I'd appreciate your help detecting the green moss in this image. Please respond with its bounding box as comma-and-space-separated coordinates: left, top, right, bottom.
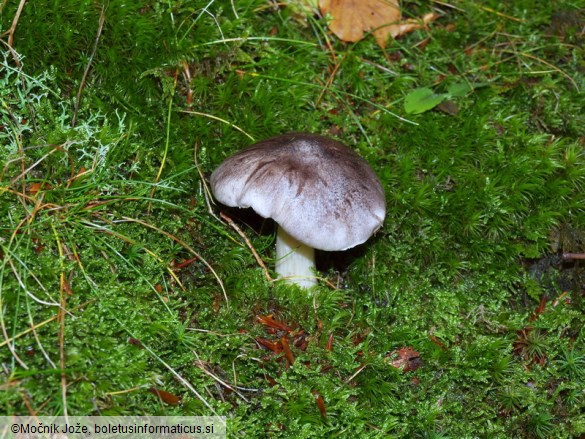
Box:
1, 0, 584, 436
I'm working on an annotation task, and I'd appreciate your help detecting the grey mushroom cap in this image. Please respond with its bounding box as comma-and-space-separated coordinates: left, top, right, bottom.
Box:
210, 133, 386, 251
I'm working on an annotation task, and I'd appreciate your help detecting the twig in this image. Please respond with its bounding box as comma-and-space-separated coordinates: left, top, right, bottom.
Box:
193, 357, 250, 402
51, 221, 68, 420
194, 142, 220, 221
181, 110, 255, 141
219, 212, 273, 282
344, 363, 367, 384
148, 69, 178, 212
83, 216, 187, 295
0, 0, 27, 48
316, 56, 343, 106
27, 305, 57, 368
0, 303, 29, 369
0, 38, 22, 67
562, 253, 585, 260
104, 386, 143, 396
9, 144, 67, 186
72, 5, 106, 128
20, 391, 39, 416
502, 49, 579, 91
315, 17, 340, 106
478, 5, 525, 23
7, 258, 60, 307
430, 0, 464, 12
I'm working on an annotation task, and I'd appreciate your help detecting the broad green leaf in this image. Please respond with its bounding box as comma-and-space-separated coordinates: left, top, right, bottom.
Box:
404, 87, 447, 114
447, 82, 473, 97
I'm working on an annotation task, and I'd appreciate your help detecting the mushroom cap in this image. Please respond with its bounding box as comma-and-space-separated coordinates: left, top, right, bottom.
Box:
210, 133, 386, 251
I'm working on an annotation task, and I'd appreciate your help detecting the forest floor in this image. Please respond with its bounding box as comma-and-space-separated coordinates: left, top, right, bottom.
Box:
1, 0, 584, 437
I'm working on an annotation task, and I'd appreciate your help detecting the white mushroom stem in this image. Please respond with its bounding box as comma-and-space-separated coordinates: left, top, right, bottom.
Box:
275, 227, 317, 288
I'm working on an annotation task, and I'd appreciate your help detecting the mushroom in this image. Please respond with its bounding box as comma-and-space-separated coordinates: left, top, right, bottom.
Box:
210, 133, 386, 288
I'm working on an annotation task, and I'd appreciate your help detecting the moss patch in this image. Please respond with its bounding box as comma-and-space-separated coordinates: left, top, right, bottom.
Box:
1, 0, 584, 436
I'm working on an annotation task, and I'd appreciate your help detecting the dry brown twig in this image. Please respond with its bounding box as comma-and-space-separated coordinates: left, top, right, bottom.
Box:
72, 4, 107, 127
219, 212, 274, 282
0, 0, 27, 49
193, 358, 251, 403
194, 142, 221, 222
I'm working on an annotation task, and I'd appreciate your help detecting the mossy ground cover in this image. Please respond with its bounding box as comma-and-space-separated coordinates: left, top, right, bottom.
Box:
1, 0, 584, 437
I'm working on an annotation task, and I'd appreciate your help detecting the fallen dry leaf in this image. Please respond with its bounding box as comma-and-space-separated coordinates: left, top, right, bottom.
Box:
312, 390, 327, 418
62, 278, 73, 295
325, 333, 334, 351
256, 337, 283, 354
319, 0, 438, 48
319, 0, 400, 47
281, 336, 295, 367
127, 337, 143, 348
386, 346, 422, 372
148, 387, 181, 405
389, 12, 438, 41
26, 182, 53, 195
529, 295, 547, 322
256, 314, 294, 333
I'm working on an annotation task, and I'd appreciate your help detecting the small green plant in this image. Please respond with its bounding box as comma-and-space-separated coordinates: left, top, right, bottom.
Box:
557, 346, 585, 380
403, 81, 487, 114
527, 410, 555, 439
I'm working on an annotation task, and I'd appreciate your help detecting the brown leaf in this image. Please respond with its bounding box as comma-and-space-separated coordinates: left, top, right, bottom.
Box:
257, 314, 294, 333
256, 337, 283, 354
437, 100, 459, 116
281, 336, 295, 367
127, 337, 143, 348
62, 278, 73, 295
319, 0, 438, 48
27, 182, 53, 195
213, 294, 222, 314
32, 238, 44, 254
319, 0, 400, 47
529, 296, 547, 322
174, 257, 198, 269
148, 387, 181, 405
386, 346, 422, 372
292, 331, 309, 351
312, 390, 327, 418
325, 333, 334, 351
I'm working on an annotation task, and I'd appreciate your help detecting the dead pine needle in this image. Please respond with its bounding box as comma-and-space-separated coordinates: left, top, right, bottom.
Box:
71, 4, 106, 128
51, 221, 69, 419
193, 357, 250, 403
0, 0, 27, 48
148, 69, 178, 213
478, 5, 525, 23
193, 142, 220, 222
181, 109, 255, 141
